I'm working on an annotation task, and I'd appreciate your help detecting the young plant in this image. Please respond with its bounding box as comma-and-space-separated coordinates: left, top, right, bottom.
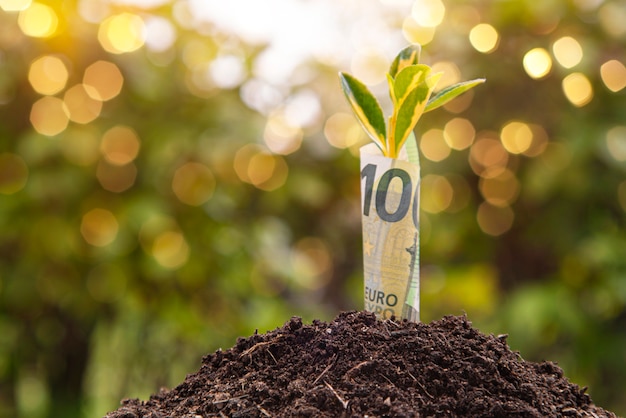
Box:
339, 44, 485, 160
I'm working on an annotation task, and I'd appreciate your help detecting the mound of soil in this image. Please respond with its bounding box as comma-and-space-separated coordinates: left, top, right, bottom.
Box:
105, 311, 616, 417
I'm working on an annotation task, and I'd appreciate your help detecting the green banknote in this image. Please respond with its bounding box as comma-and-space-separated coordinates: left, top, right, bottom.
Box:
360, 143, 420, 322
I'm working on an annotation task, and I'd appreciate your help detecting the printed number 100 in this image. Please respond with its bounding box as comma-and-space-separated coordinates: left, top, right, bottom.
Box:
361, 163, 419, 228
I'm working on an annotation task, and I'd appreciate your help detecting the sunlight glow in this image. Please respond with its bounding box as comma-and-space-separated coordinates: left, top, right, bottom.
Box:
500, 121, 533, 154
469, 23, 499, 54
350, 49, 389, 85
402, 16, 435, 45
562, 72, 593, 107
420, 128, 451, 162
600, 60, 626, 92
30, 96, 69, 136
28, 55, 68, 95
264, 112, 303, 155
98, 13, 145, 54
552, 36, 583, 69
234, 144, 288, 191
523, 48, 552, 79
469, 134, 509, 178
0, 0, 31, 12
63, 84, 102, 124
18, 2, 58, 38
324, 113, 366, 150
444, 118, 475, 150
83, 61, 124, 101
412, 0, 445, 27
100, 125, 141, 166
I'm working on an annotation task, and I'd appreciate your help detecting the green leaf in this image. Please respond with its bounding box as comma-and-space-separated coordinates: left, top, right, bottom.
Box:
424, 78, 485, 113
387, 73, 397, 105
339, 72, 387, 151
389, 44, 421, 79
393, 73, 442, 156
394, 64, 430, 105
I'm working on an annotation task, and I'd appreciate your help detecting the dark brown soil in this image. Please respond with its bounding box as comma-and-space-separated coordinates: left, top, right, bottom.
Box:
105, 311, 616, 417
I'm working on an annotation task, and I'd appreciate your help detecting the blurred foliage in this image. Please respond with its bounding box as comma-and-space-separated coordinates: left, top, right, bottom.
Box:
0, 0, 625, 417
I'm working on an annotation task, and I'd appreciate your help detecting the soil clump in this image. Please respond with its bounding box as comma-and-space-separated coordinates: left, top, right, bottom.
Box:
105, 311, 616, 417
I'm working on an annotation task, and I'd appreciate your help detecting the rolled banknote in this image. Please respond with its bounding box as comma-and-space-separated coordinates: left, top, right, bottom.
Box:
360, 143, 420, 322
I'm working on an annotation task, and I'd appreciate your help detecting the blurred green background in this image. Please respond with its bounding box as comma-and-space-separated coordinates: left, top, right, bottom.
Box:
1, 0, 625, 416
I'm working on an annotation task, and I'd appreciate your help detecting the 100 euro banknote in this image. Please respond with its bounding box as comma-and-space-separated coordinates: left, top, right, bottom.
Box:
360, 143, 420, 322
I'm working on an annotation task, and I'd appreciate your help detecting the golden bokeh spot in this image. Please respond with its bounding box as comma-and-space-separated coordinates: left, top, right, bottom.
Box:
420, 128, 451, 162
500, 120, 533, 154
430, 61, 460, 90
80, 208, 119, 247
96, 160, 137, 193
152, 230, 189, 270
98, 13, 145, 54
600, 60, 626, 92
28, 55, 68, 95
172, 162, 216, 206
412, 0, 446, 28
421, 174, 454, 214
0, 153, 28, 195
263, 112, 303, 155
30, 96, 69, 136
605, 126, 626, 162
402, 16, 436, 45
469, 23, 499, 54
63, 84, 102, 124
523, 48, 552, 79
290, 237, 333, 290
469, 134, 509, 177
444, 118, 475, 150
18, 2, 58, 38
618, 181, 626, 212
324, 112, 366, 149
0, 0, 31, 12
234, 144, 288, 191
350, 49, 389, 85
476, 202, 514, 236
83, 61, 124, 101
562, 72, 593, 107
552, 36, 583, 69
479, 168, 520, 207
100, 125, 140, 166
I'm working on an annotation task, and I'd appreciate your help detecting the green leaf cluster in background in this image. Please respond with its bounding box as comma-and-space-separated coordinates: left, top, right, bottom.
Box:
339, 44, 484, 158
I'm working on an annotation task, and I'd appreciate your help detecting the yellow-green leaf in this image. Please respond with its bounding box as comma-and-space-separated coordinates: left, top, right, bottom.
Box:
393, 74, 441, 156
394, 64, 430, 104
339, 72, 387, 152
424, 78, 486, 113
389, 44, 421, 79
